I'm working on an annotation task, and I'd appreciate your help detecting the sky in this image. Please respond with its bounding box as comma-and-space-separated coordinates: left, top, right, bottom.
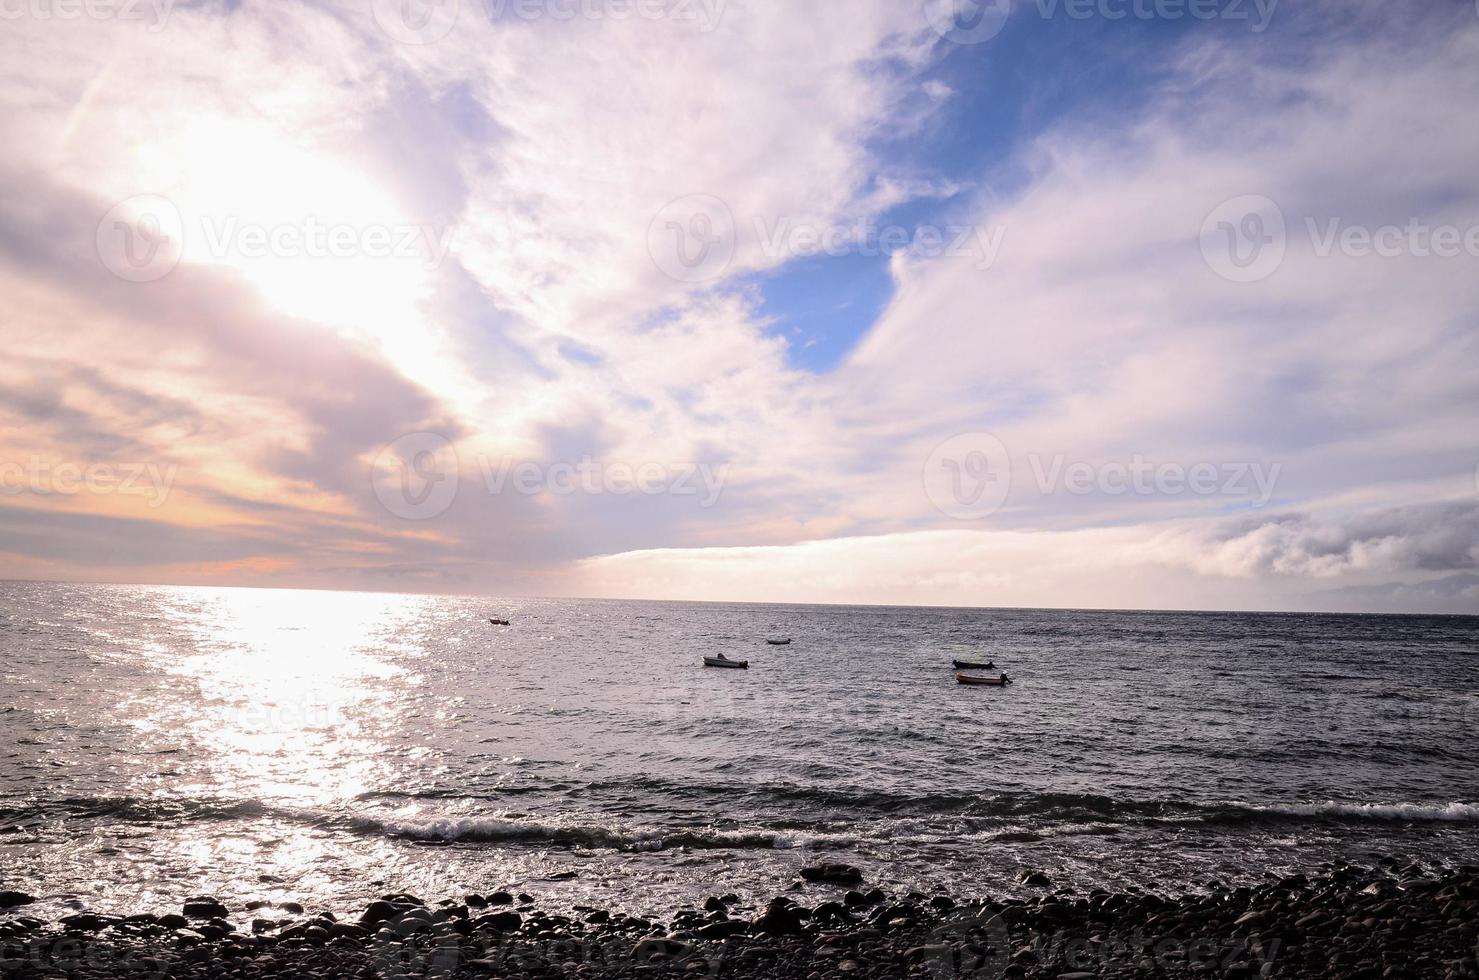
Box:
1, 0, 1477, 613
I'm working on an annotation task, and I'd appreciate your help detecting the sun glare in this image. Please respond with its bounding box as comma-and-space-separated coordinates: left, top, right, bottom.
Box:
137, 120, 434, 344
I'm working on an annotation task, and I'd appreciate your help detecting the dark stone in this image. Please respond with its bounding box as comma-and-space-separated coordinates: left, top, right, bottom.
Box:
754, 898, 806, 936
487, 891, 514, 905
0, 891, 35, 909
1019, 871, 1052, 888
801, 863, 864, 885
60, 913, 115, 932
695, 919, 750, 939
183, 897, 230, 919
279, 901, 305, 915
360, 900, 398, 928
477, 911, 523, 932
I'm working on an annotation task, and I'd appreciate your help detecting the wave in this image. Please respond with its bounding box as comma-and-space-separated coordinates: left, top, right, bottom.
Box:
6, 791, 1476, 856
351, 814, 821, 852
1241, 801, 1479, 823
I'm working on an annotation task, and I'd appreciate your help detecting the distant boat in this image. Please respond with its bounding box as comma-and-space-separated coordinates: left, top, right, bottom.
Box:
766, 638, 792, 646
956, 673, 1011, 686
489, 618, 511, 626
704, 655, 749, 669
952, 659, 994, 670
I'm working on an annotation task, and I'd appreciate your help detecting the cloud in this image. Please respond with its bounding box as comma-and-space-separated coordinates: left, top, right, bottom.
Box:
0, 1, 1476, 611
572, 501, 1479, 613
1159, 501, 1479, 580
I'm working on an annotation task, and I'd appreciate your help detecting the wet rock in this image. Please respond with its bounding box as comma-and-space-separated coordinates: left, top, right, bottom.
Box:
60, 913, 116, 932
695, 919, 749, 939
0, 891, 35, 909
801, 863, 864, 885
278, 901, 304, 914
183, 897, 230, 919
632, 937, 690, 962
1019, 871, 1052, 888
359, 900, 398, 928
477, 911, 522, 932
754, 898, 806, 936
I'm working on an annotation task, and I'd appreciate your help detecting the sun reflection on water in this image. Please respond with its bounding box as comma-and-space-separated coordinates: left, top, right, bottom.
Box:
145, 588, 430, 807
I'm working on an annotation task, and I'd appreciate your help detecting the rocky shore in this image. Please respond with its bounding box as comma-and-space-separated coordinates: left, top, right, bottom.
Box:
2, 859, 1477, 979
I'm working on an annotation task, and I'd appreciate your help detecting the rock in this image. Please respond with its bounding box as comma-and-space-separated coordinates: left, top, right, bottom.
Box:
278, 901, 305, 914
695, 919, 749, 939
183, 897, 230, 919
0, 891, 35, 909
1020, 871, 1052, 888
359, 900, 398, 928
703, 896, 727, 913
158, 913, 188, 929
754, 898, 806, 936
548, 870, 580, 880
60, 913, 115, 932
477, 911, 522, 932
487, 891, 514, 905
812, 901, 854, 926
800, 863, 865, 885
632, 937, 690, 962
586, 909, 610, 924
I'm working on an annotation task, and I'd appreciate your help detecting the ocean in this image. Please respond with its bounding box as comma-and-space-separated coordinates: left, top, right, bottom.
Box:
2, 581, 1477, 921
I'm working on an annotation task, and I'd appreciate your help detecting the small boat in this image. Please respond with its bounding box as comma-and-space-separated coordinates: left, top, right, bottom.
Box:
704, 655, 749, 669
956, 673, 1011, 686
489, 618, 511, 626
766, 638, 792, 646
952, 659, 995, 670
